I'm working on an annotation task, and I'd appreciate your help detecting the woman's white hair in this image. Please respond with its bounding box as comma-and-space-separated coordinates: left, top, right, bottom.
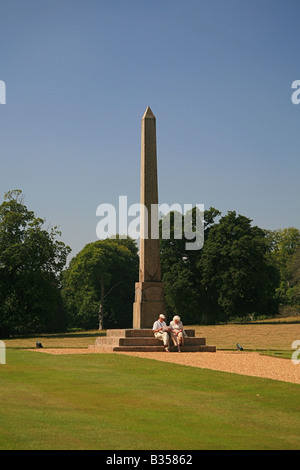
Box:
173, 315, 181, 322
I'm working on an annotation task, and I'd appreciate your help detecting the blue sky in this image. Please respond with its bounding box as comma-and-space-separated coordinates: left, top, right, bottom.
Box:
0, 0, 299, 258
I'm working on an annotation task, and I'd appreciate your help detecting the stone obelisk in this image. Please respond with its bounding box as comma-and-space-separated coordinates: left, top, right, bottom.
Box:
133, 107, 166, 329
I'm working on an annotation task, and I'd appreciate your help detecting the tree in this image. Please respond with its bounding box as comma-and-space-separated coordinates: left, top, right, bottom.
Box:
160, 207, 221, 324
0, 190, 71, 335
199, 211, 280, 321
62, 237, 138, 330
160, 208, 280, 324
286, 248, 300, 308
265, 228, 300, 305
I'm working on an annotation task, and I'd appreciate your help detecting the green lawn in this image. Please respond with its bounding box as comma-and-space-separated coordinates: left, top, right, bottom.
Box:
0, 349, 299, 450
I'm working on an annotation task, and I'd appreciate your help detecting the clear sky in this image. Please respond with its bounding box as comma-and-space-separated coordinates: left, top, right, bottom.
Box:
0, 0, 299, 259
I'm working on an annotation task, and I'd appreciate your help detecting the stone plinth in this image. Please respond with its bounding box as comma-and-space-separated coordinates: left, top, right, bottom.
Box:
89, 329, 217, 353
133, 281, 166, 329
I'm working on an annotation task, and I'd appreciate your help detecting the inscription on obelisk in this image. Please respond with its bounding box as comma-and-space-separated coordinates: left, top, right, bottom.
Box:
133, 107, 166, 329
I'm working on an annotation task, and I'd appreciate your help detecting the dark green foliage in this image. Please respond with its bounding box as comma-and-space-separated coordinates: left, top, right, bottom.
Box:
285, 247, 300, 309
199, 211, 280, 321
265, 228, 300, 309
62, 237, 138, 329
1, 188, 297, 333
0, 190, 71, 334
160, 207, 221, 323
160, 208, 280, 324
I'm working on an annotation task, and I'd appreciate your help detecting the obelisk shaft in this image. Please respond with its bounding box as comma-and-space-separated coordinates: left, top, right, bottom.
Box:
133, 107, 166, 329
139, 107, 161, 282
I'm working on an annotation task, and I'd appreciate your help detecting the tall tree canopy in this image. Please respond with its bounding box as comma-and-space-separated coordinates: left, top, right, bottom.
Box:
0, 190, 71, 335
286, 248, 300, 307
62, 237, 138, 329
160, 208, 280, 324
199, 211, 280, 321
265, 228, 300, 307
160, 206, 221, 324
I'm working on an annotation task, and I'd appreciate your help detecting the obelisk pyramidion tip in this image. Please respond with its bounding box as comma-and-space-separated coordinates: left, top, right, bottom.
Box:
142, 106, 155, 119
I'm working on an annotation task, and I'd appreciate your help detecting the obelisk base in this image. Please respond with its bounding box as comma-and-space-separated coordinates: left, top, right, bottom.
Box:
133, 281, 166, 329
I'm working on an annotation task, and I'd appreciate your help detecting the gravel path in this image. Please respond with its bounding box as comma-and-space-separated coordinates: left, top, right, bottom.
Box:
120, 351, 300, 385
29, 348, 300, 385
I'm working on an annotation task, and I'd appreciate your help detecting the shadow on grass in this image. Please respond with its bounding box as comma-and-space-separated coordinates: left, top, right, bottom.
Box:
216, 320, 300, 325
39, 332, 106, 339
6, 331, 107, 340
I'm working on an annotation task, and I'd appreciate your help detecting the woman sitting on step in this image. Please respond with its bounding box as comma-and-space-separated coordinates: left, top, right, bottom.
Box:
169, 316, 188, 353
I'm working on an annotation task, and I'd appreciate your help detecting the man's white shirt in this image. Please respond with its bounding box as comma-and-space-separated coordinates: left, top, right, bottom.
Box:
153, 320, 167, 331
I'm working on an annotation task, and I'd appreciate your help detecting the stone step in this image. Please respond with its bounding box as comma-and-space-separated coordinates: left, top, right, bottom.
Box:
106, 329, 196, 338
88, 344, 119, 352
95, 337, 120, 346
95, 337, 166, 347
89, 344, 166, 352
105, 329, 130, 337
179, 345, 216, 352
112, 345, 216, 353
118, 337, 206, 347
95, 336, 205, 348
114, 346, 166, 352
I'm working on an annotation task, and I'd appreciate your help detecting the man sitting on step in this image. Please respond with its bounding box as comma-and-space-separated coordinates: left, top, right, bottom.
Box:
152, 314, 171, 352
